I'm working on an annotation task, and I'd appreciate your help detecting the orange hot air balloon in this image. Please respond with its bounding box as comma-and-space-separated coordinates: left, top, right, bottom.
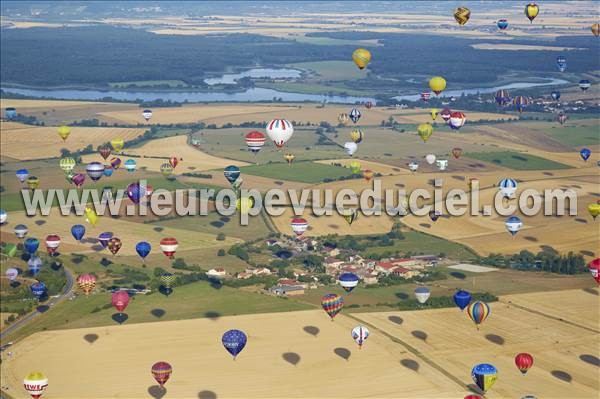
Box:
592, 23, 600, 37
76, 274, 97, 295
169, 156, 179, 168
363, 169, 374, 182
452, 147, 463, 159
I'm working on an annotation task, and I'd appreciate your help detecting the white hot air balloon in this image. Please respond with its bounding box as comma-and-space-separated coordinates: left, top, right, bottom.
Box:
351, 325, 370, 348
0, 209, 6, 224
505, 216, 522, 237
344, 142, 358, 156
425, 154, 436, 165
436, 159, 448, 170
266, 119, 294, 148
5, 268, 19, 281
14, 224, 28, 239
142, 109, 153, 122
414, 287, 431, 304
408, 161, 419, 172
499, 178, 518, 199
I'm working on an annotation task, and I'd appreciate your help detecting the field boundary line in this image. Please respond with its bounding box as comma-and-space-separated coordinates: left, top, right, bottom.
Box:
344, 313, 470, 391
500, 299, 600, 334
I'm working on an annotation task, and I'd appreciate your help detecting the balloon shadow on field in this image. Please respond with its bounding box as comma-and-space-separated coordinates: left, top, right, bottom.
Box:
523, 236, 538, 242
388, 315, 403, 325
551, 370, 572, 383
198, 391, 217, 399
411, 330, 427, 341
282, 352, 300, 366
449, 271, 466, 280
151, 309, 166, 319
100, 257, 113, 267
84, 333, 99, 344
36, 305, 50, 313
112, 313, 128, 324
204, 311, 221, 321
582, 288, 598, 296
419, 223, 431, 229
395, 292, 409, 300
485, 334, 505, 345
580, 250, 595, 257
574, 218, 588, 224
10, 281, 21, 288
400, 359, 419, 372
153, 226, 164, 233
334, 347, 351, 361
35, 220, 46, 226
303, 326, 319, 337
50, 261, 62, 271
579, 354, 600, 367
148, 385, 166, 399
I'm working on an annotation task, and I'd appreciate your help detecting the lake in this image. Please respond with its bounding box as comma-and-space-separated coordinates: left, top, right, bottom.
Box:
204, 68, 302, 85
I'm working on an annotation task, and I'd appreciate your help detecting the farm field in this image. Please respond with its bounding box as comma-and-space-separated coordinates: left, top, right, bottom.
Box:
240, 161, 353, 184
465, 151, 571, 170
537, 124, 600, 148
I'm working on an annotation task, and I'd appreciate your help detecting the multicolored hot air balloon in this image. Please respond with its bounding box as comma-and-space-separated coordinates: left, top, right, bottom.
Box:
16, 168, 29, 183
515, 353, 534, 375
414, 287, 431, 304
28, 256, 42, 275
338, 272, 359, 293
363, 169, 374, 182
429, 76, 446, 95
111, 290, 129, 313
284, 153, 296, 165
365, 101, 373, 109
222, 329, 247, 359
551, 90, 561, 101
449, 112, 466, 130
45, 234, 61, 255
557, 113, 568, 125
440, 107, 452, 122
338, 113, 350, 125
245, 131, 266, 154
151, 362, 172, 388
76, 274, 97, 295
99, 146, 111, 160
556, 56, 567, 72
142, 109, 153, 122
452, 147, 463, 159
107, 237, 122, 255
136, 241, 151, 261
126, 182, 143, 204
59, 157, 76, 174
266, 119, 294, 148
169, 156, 178, 169
454, 290, 471, 310
6, 267, 19, 282
408, 161, 419, 172
466, 301, 490, 329
351, 325, 370, 349
291, 218, 309, 236
71, 173, 85, 189
472, 364, 498, 393
588, 258, 600, 284
580, 148, 591, 162
224, 165, 241, 184
160, 237, 178, 259
497, 19, 508, 30
161, 273, 175, 290
341, 208, 358, 226
57, 125, 71, 141
350, 129, 364, 144
495, 89, 510, 106
110, 157, 122, 169
124, 159, 137, 173
505, 216, 522, 236
349, 108, 361, 124
23, 372, 48, 399
86, 162, 105, 181
593, 23, 600, 37
352, 48, 371, 70
344, 142, 358, 156
14, 224, 28, 239
513, 96, 530, 113
525, 3, 539, 23
579, 79, 591, 91
321, 293, 344, 320
160, 163, 174, 177
417, 123, 433, 142
98, 232, 113, 248
421, 91, 431, 102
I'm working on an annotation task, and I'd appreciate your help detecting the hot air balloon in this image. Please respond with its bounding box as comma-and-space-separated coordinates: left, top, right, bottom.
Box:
222, 329, 247, 359
110, 157, 122, 169
349, 108, 361, 123
588, 203, 600, 220
245, 131, 266, 154
499, 178, 518, 199
44, 234, 60, 255
408, 161, 419, 172
86, 162, 105, 181
16, 168, 29, 183
580, 148, 591, 161
525, 3, 539, 23
425, 154, 436, 165
449, 112, 466, 130
236, 197, 254, 214
464, 395, 483, 399
440, 107, 452, 122
466, 301, 490, 329
111, 138, 124, 152
104, 165, 113, 177
556, 112, 567, 125
266, 119, 294, 148
76, 274, 97, 295
99, 146, 111, 160
6, 267, 19, 282
338, 272, 359, 293
30, 282, 46, 299
124, 159, 137, 173
321, 293, 344, 320
23, 372, 48, 399
365, 101, 373, 109
159, 163, 173, 177
0, 209, 6, 224
2, 243, 17, 258
417, 123, 433, 142
14, 224, 28, 239
350, 129, 364, 144
452, 147, 463, 159
429, 76, 446, 95
136, 241, 151, 261
98, 232, 113, 248
436, 159, 448, 171
430, 108, 439, 121
160, 273, 175, 295
363, 169, 374, 182
515, 353, 534, 375
351, 325, 370, 349
579, 79, 591, 91
142, 109, 153, 122
126, 182, 143, 204
168, 156, 179, 169
24, 237, 39, 254
349, 160, 361, 174
505, 216, 522, 236
421, 91, 431, 102
151, 362, 172, 388
284, 153, 296, 165
107, 237, 122, 255
341, 208, 358, 225
5, 107, 17, 119
454, 290, 471, 310
344, 142, 358, 156
352, 48, 371, 70
429, 210, 440, 221
338, 113, 350, 125
414, 287, 431, 304
454, 7, 470, 25
224, 165, 241, 184
592, 23, 600, 37
556, 56, 567, 72
588, 258, 600, 284
57, 125, 71, 141
59, 157, 76, 173
85, 207, 99, 226
495, 89, 510, 106
513, 96, 530, 113
497, 19, 508, 30
111, 290, 129, 313
160, 237, 178, 259
28, 256, 42, 275
551, 90, 561, 101
291, 218, 308, 236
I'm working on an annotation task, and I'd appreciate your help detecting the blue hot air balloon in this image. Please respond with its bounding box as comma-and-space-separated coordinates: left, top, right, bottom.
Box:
71, 224, 86, 241
497, 19, 508, 30
222, 329, 247, 359
135, 241, 151, 261
580, 148, 591, 162
16, 169, 29, 183
103, 166, 114, 177
453, 290, 472, 311
471, 363, 498, 393
30, 282, 47, 299
28, 256, 42, 275
338, 272, 359, 293
556, 56, 567, 72
98, 232, 113, 248
223, 165, 241, 184
505, 216, 523, 236
551, 91, 560, 101
24, 237, 40, 254
579, 80, 591, 91
5, 107, 17, 119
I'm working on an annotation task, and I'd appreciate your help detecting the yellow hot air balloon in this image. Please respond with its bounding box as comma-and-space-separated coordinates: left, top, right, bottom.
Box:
341, 208, 358, 226
417, 123, 433, 143
453, 7, 471, 25
236, 197, 254, 214
111, 138, 125, 152
284, 153, 296, 165
57, 125, 71, 141
85, 207, 99, 226
350, 129, 364, 144
59, 157, 76, 173
352, 48, 372, 70
160, 163, 174, 177
26, 176, 40, 190
429, 76, 446, 95
525, 3, 539, 23
588, 203, 600, 220
430, 108, 439, 121
349, 160, 361, 174
592, 23, 600, 37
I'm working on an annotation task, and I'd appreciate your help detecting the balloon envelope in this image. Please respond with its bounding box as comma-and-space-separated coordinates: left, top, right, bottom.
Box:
471, 363, 498, 392
352, 48, 371, 69
135, 241, 151, 259
321, 293, 344, 319
222, 329, 247, 358
453, 290, 471, 310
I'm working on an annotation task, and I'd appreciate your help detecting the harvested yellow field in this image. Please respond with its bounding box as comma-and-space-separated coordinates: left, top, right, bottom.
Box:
0, 310, 464, 399
352, 289, 600, 399
314, 158, 408, 175
0, 122, 145, 160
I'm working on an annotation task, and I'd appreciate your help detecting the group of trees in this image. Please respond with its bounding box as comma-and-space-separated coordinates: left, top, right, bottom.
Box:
479, 250, 588, 275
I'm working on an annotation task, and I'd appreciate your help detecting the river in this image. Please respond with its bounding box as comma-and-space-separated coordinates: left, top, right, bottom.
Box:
204, 68, 302, 85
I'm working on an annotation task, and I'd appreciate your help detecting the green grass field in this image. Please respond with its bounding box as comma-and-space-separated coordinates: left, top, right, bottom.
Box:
287, 61, 367, 80
465, 151, 571, 170
240, 161, 353, 183
539, 125, 600, 147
